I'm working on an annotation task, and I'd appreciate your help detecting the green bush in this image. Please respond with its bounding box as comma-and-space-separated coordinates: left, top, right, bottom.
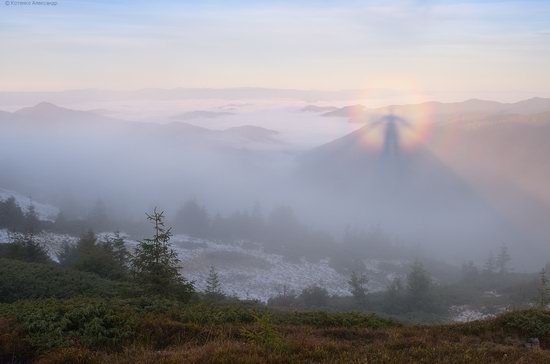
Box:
0, 258, 140, 303
274, 310, 400, 328
241, 311, 285, 352
0, 298, 137, 352
497, 309, 550, 339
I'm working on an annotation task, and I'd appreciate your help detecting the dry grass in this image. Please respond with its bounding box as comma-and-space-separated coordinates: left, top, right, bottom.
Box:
32, 321, 550, 364
3, 299, 550, 363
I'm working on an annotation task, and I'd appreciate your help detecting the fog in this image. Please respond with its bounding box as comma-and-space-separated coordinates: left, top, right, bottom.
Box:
1, 92, 550, 273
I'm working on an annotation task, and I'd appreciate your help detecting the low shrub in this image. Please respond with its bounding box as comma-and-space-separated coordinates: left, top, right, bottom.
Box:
497, 309, 550, 339
0, 298, 137, 352
274, 310, 400, 329
0, 258, 140, 303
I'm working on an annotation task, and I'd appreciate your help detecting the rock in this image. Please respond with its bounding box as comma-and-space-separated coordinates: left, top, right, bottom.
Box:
525, 337, 540, 349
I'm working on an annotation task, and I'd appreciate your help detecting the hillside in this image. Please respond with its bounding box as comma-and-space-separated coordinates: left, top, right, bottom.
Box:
1, 260, 550, 363
297, 123, 517, 262
0, 188, 59, 221
0, 103, 280, 145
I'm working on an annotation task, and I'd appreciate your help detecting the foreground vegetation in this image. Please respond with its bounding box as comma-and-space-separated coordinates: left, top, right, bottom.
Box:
2, 294, 550, 363
1, 257, 550, 363
2, 205, 550, 362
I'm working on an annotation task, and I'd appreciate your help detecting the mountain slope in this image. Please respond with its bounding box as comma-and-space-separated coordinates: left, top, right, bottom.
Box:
0, 187, 59, 221
297, 124, 523, 261
0, 103, 280, 145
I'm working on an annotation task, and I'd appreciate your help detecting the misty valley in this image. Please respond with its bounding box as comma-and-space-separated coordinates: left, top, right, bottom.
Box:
2, 93, 550, 363
2, 95, 550, 323
2, 1, 550, 361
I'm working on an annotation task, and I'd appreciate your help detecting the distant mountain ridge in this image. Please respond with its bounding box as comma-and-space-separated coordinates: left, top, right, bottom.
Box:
171, 110, 234, 121
323, 97, 550, 122
0, 103, 280, 145
0, 88, 371, 104
300, 105, 338, 113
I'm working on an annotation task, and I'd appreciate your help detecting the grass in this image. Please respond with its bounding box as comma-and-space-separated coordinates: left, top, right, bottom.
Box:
1, 258, 549, 363
1, 297, 550, 363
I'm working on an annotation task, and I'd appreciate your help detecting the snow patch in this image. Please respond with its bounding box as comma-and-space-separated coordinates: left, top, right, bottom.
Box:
0, 229, 409, 303
0, 229, 77, 259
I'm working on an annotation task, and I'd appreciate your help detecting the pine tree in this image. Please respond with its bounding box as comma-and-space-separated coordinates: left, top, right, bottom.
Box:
57, 240, 79, 267
88, 199, 111, 231
406, 261, 432, 310
484, 251, 497, 274
205, 265, 224, 300
496, 244, 511, 274
174, 199, 209, 237
210, 213, 226, 240
103, 231, 129, 269
348, 271, 368, 306
24, 203, 41, 234
7, 231, 50, 264
461, 261, 479, 281
100, 231, 130, 279
385, 277, 404, 313
53, 211, 68, 232
57, 230, 129, 280
0, 196, 25, 231
77, 230, 98, 256
268, 284, 297, 307
300, 285, 329, 307
538, 268, 550, 309
71, 230, 106, 276
131, 208, 194, 298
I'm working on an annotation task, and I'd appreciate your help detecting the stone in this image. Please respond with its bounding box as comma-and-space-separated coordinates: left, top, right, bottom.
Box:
525, 337, 540, 349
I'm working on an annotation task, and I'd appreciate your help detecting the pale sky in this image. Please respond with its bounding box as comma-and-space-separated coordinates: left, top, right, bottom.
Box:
1, 0, 550, 94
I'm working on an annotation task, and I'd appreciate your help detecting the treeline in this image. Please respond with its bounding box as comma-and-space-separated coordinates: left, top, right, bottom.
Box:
0, 196, 111, 235
268, 260, 444, 320
50, 198, 403, 261
170, 199, 404, 262
266, 247, 550, 323
171, 200, 334, 260
1, 195, 406, 263
0, 197, 43, 233
1, 208, 195, 301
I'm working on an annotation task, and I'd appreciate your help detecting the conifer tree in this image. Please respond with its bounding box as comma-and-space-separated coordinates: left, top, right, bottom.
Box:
99, 231, 130, 279
7, 231, 50, 264
496, 244, 511, 274
24, 203, 41, 234
461, 261, 479, 281
103, 231, 129, 270
406, 261, 432, 310
385, 276, 404, 312
205, 265, 224, 300
538, 268, 550, 309
131, 208, 194, 298
57, 230, 129, 280
57, 240, 79, 267
174, 199, 209, 237
0, 196, 25, 231
484, 251, 497, 274
348, 271, 368, 306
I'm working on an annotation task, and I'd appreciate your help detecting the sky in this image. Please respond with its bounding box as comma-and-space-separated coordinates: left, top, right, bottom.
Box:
1, 0, 550, 96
